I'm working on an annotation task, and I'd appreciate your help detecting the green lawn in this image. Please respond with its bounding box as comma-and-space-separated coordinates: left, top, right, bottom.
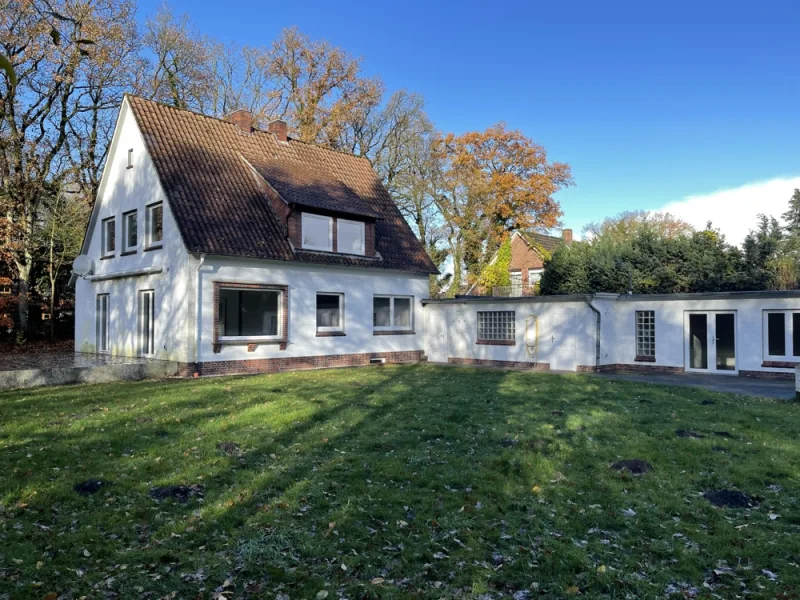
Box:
1, 365, 798, 599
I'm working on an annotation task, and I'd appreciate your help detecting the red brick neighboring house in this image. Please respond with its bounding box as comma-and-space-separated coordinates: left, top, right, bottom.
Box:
470, 229, 573, 296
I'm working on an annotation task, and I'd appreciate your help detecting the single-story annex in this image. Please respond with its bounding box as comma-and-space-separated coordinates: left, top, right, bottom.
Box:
74, 97, 800, 380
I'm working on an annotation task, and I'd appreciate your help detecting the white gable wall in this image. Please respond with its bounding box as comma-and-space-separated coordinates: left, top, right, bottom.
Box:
74, 98, 193, 361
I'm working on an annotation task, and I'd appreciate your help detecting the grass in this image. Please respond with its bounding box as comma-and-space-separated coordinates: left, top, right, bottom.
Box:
0, 364, 798, 599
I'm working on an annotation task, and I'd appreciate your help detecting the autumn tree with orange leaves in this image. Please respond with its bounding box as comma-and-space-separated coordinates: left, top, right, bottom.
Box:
434, 123, 573, 293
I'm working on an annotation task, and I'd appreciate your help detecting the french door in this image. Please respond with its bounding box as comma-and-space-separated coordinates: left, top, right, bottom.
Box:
685, 311, 737, 374
138, 290, 155, 357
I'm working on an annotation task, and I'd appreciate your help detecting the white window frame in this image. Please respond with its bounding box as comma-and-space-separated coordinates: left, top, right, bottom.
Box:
122, 210, 138, 253
217, 287, 283, 342
763, 309, 800, 360
635, 310, 656, 358
373, 295, 414, 331
145, 202, 163, 249
96, 293, 109, 353
316, 292, 344, 333
101, 217, 115, 257
301, 213, 333, 252
337, 218, 365, 255
528, 268, 544, 284
477, 311, 516, 342
138, 289, 155, 357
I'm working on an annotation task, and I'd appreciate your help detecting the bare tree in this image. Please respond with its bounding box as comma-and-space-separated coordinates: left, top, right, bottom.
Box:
1, 0, 134, 333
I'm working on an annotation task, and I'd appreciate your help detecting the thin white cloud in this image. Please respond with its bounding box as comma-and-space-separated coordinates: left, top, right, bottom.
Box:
661, 176, 800, 246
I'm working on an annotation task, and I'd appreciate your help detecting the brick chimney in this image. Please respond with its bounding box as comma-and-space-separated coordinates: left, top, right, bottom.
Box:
268, 119, 289, 142
562, 229, 573, 244
226, 109, 252, 134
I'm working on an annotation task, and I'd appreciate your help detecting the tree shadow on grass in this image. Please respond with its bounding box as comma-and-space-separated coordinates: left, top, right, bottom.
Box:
1, 365, 799, 598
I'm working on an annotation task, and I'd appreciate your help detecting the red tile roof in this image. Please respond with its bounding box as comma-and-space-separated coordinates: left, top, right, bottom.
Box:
127, 95, 438, 273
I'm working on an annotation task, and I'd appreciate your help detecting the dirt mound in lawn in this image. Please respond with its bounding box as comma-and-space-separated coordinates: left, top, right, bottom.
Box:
610, 459, 653, 475
149, 484, 205, 503
704, 490, 756, 508
74, 479, 111, 495
676, 429, 704, 438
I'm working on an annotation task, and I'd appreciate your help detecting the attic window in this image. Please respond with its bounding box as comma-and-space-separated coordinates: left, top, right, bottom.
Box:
338, 219, 365, 255
127, 148, 134, 169
302, 213, 333, 252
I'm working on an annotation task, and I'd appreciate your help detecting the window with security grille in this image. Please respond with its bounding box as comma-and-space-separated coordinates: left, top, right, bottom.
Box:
635, 310, 656, 357
477, 311, 515, 342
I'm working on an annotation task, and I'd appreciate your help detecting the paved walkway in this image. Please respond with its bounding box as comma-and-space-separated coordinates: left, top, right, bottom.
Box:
0, 351, 161, 372
594, 371, 795, 400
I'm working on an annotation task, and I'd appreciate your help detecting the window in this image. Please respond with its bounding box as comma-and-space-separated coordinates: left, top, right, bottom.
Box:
636, 310, 656, 359
477, 311, 515, 343
122, 210, 138, 252
510, 271, 522, 296
373, 296, 413, 331
337, 219, 365, 255
528, 268, 544, 285
127, 148, 134, 169
101, 217, 115, 257
0, 283, 10, 295
302, 213, 333, 251
138, 290, 155, 356
763, 310, 800, 358
96, 294, 109, 353
317, 293, 344, 332
218, 288, 282, 339
145, 202, 163, 249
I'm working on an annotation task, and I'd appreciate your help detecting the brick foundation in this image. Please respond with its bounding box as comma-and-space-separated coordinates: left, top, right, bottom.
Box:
447, 357, 550, 370
176, 350, 425, 377
739, 369, 794, 380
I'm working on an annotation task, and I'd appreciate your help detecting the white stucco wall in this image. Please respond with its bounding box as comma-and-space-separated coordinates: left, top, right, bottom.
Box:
606, 296, 800, 374
74, 98, 193, 361
196, 257, 430, 363
426, 298, 598, 371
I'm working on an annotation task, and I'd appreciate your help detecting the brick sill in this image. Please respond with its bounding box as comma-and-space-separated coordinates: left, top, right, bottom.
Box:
634, 355, 656, 362
762, 361, 799, 369
316, 331, 346, 337
373, 330, 415, 336
100, 254, 115, 260
476, 340, 516, 346
120, 250, 137, 257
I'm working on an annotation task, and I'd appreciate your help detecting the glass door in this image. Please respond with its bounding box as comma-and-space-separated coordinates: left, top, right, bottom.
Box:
685, 311, 737, 374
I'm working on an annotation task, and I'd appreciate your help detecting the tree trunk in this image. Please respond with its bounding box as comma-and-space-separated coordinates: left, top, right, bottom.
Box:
17, 276, 30, 336
49, 281, 57, 343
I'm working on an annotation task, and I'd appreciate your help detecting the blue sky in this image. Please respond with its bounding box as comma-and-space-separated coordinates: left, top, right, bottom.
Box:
137, 0, 800, 242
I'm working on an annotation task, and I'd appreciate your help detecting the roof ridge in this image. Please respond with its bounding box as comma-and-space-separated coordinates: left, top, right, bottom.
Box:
124, 93, 371, 163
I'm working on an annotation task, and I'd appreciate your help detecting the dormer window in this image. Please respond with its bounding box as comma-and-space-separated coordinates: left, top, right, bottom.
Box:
302, 213, 333, 252
338, 219, 365, 255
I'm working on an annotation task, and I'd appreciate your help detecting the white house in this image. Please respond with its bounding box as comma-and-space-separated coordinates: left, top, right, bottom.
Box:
74, 96, 437, 376
74, 96, 800, 382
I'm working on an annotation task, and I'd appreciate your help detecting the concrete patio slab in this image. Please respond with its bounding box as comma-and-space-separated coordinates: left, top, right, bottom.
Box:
0, 352, 178, 391
592, 371, 795, 400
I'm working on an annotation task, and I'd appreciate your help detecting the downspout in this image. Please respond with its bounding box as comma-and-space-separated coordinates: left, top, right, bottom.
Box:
585, 295, 602, 372
195, 253, 206, 365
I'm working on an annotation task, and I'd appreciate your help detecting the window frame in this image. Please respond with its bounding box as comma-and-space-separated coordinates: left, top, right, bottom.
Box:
122, 209, 138, 253
316, 292, 345, 333
217, 286, 284, 342
96, 293, 109, 354
137, 289, 155, 357
101, 216, 116, 257
635, 310, 656, 361
763, 309, 800, 360
373, 295, 414, 332
337, 218, 365, 255
477, 311, 516, 344
145, 201, 164, 250
528, 268, 544, 284
301, 213, 333, 252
